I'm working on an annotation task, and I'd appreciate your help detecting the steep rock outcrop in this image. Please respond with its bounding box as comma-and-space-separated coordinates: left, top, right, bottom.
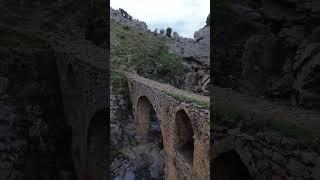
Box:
168, 17, 210, 95
110, 7, 148, 32
169, 26, 210, 65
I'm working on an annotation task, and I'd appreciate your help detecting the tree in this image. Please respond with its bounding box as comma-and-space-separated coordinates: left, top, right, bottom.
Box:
166, 27, 172, 37
153, 28, 158, 36
160, 29, 165, 35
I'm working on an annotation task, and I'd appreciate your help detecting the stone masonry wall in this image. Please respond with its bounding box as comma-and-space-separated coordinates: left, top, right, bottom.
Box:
52, 39, 108, 180
127, 74, 210, 180
212, 125, 320, 180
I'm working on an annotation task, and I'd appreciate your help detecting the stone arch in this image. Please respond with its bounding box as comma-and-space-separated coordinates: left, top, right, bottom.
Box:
175, 109, 194, 164
148, 108, 163, 147
213, 150, 252, 180
136, 95, 161, 140
212, 135, 257, 177
86, 109, 108, 180
135, 95, 165, 178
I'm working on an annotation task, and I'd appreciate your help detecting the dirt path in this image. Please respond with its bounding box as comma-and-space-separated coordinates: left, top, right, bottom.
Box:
214, 86, 320, 136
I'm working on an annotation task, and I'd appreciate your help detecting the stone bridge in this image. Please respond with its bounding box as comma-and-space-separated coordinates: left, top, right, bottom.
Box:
51, 38, 210, 179
52, 39, 109, 180
127, 73, 210, 180
212, 86, 320, 179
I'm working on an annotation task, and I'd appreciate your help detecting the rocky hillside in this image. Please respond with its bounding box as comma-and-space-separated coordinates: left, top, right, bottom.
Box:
110, 7, 211, 96
110, 7, 190, 91
214, 0, 320, 110
110, 7, 148, 32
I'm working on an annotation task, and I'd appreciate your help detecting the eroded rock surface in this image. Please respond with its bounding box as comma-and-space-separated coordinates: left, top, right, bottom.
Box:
0, 94, 74, 180
214, 0, 320, 110
168, 17, 210, 96
110, 7, 148, 32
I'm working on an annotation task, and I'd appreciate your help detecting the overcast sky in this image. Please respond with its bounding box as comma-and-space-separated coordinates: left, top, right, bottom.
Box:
110, 0, 210, 38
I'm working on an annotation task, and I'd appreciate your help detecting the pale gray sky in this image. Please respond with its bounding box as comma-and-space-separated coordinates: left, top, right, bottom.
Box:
110, 0, 210, 38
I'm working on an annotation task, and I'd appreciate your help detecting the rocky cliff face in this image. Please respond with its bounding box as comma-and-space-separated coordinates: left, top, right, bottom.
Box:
110, 7, 148, 32
214, 0, 320, 110
169, 26, 210, 65
168, 18, 210, 96
0, 1, 107, 179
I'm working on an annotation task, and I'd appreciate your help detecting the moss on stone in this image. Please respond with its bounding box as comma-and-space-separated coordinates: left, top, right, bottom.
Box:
165, 91, 209, 110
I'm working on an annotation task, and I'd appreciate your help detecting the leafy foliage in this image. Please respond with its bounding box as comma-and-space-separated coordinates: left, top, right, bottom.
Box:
165, 91, 209, 109
110, 70, 129, 95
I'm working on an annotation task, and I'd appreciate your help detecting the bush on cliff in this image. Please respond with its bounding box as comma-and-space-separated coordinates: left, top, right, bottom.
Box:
166, 27, 172, 37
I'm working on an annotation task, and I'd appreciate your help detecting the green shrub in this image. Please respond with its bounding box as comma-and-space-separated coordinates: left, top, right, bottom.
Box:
166, 27, 172, 37
123, 26, 130, 30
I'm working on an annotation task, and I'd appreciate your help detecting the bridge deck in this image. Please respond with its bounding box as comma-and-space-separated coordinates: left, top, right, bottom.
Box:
214, 86, 320, 138
126, 73, 209, 109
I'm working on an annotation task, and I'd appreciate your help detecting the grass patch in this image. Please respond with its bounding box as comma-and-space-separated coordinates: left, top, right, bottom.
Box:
110, 70, 129, 95
165, 91, 209, 109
